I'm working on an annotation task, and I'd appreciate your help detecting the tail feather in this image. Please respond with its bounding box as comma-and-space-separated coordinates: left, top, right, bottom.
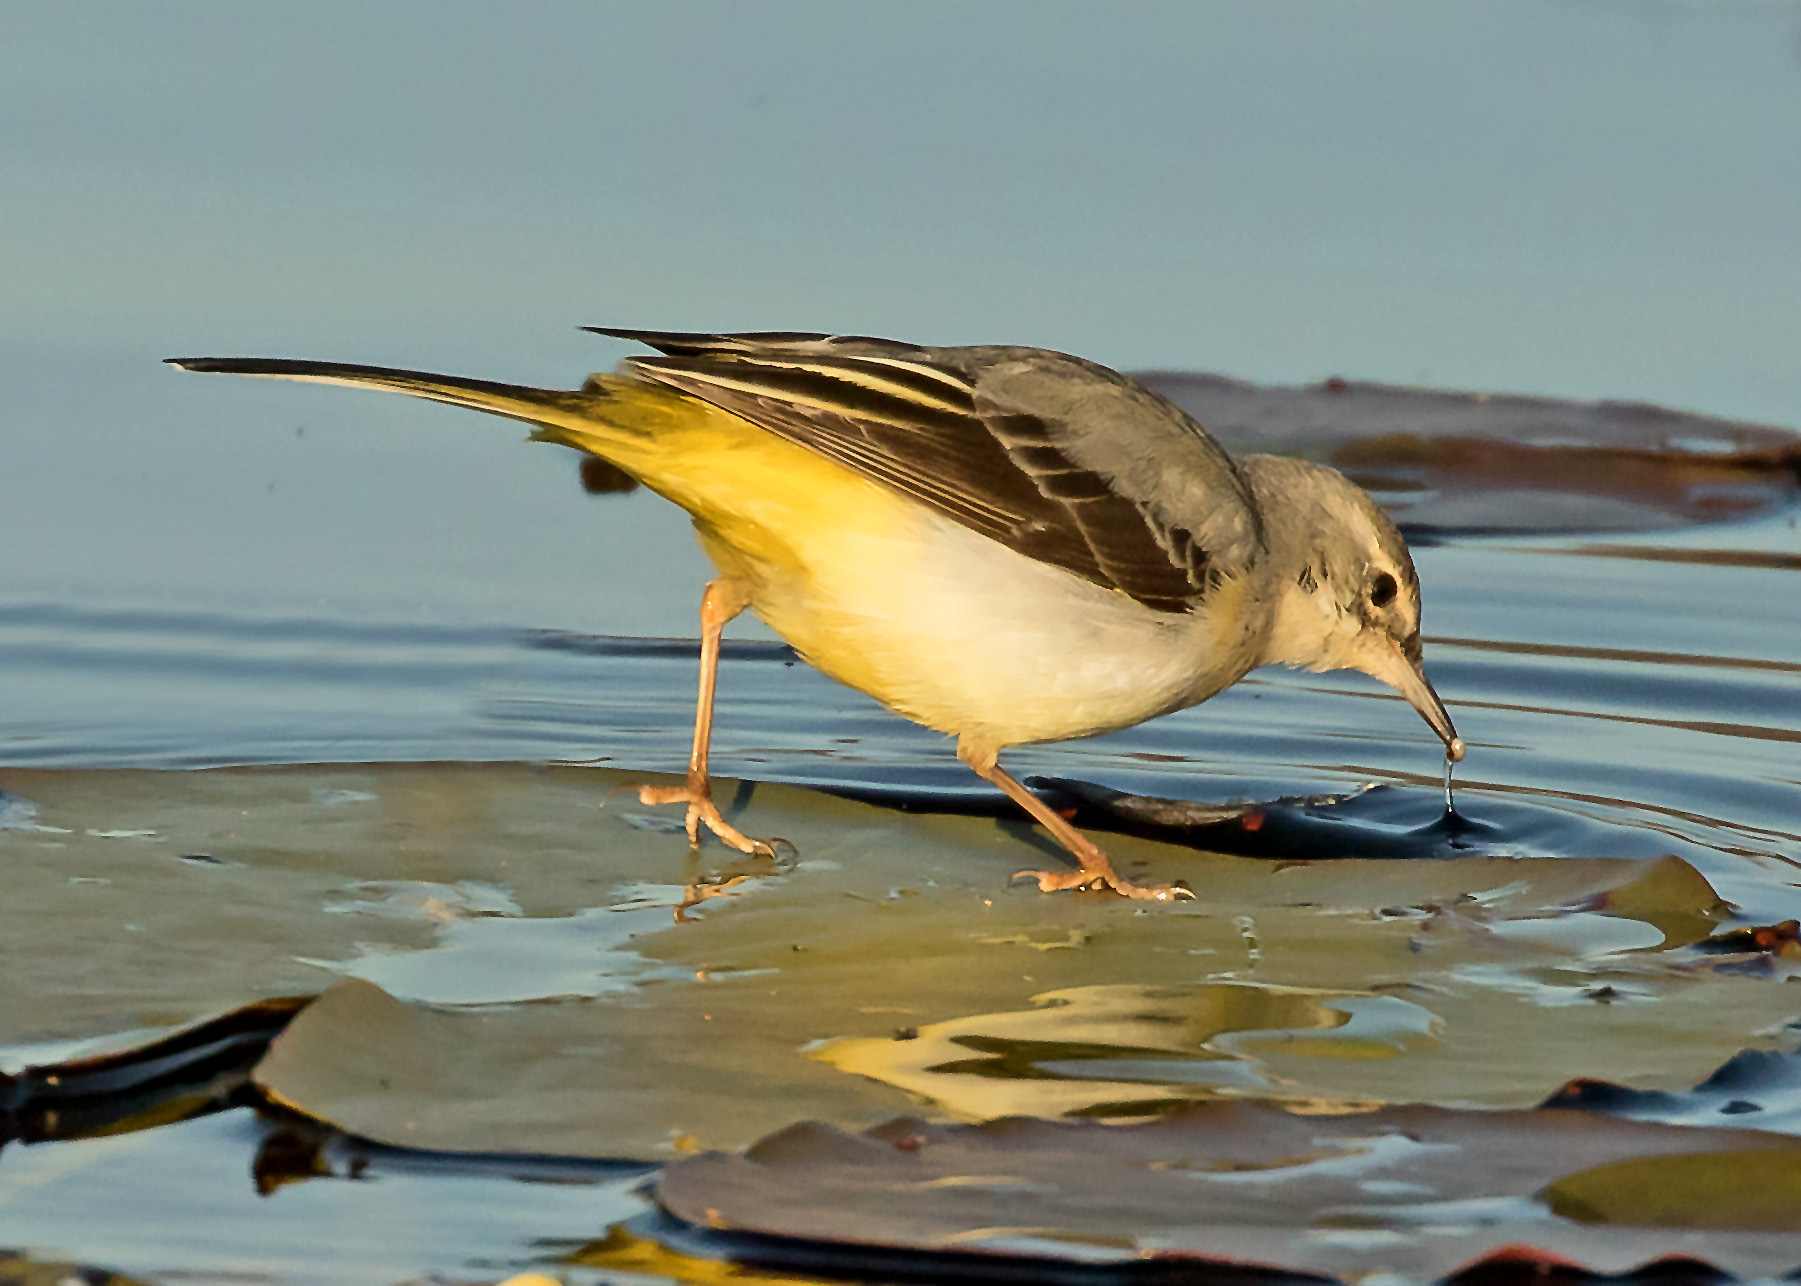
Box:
165, 356, 606, 432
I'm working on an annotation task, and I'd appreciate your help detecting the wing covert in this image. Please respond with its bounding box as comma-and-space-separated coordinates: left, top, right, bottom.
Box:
597, 330, 1263, 613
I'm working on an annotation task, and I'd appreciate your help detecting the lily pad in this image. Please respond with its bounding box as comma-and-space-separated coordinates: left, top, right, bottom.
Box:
190, 765, 1775, 1157
2, 993, 310, 1145
656, 1103, 1801, 1280
3, 763, 1791, 1178
1137, 372, 1801, 535
1547, 1045, 1801, 1138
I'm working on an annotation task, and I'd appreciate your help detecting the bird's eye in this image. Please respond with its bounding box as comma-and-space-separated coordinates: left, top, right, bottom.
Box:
1370, 572, 1398, 608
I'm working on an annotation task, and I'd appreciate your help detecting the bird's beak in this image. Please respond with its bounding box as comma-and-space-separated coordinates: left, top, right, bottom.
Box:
1369, 647, 1465, 763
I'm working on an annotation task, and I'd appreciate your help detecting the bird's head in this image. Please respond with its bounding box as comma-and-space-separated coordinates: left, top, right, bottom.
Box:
1250, 458, 1464, 763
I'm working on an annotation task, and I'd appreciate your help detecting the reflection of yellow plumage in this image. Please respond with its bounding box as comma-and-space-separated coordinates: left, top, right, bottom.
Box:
171, 328, 1461, 900
812, 981, 1432, 1121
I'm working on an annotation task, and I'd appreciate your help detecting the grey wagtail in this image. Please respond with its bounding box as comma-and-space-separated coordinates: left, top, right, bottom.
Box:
168, 329, 1463, 901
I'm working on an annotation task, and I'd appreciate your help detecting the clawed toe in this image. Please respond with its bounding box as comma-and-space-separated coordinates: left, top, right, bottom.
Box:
1012, 866, 1100, 894
630, 781, 788, 858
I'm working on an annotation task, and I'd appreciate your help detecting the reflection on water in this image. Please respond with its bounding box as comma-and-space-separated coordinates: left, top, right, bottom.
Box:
0, 1109, 646, 1286
305, 896, 693, 1005
813, 982, 1441, 1120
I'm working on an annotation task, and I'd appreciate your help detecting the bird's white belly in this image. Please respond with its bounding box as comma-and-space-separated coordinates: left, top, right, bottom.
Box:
715, 508, 1256, 749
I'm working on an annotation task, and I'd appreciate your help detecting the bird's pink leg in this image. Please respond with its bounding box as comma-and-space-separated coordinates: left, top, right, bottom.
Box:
958, 738, 1191, 902
636, 579, 783, 857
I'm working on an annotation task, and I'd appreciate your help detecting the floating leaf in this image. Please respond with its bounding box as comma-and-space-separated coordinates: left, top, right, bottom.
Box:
1694, 919, 1801, 958
2, 764, 1787, 1159
657, 1103, 1801, 1280
1138, 373, 1801, 535
2, 994, 311, 1145
1546, 1043, 1801, 1138
252, 835, 1782, 1156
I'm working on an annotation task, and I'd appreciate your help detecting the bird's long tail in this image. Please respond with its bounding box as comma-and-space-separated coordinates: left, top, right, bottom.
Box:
164, 354, 873, 550
164, 356, 625, 439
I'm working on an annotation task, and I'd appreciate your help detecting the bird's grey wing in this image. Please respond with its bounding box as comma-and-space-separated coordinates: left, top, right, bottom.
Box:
588, 328, 1264, 613
962, 348, 1267, 603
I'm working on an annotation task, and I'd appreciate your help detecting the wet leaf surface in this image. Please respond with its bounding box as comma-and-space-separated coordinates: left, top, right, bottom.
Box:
1, 759, 1798, 1283
3, 765, 1789, 1165
20, 984, 1801, 1283
656, 1103, 1801, 1280
107, 770, 1756, 1162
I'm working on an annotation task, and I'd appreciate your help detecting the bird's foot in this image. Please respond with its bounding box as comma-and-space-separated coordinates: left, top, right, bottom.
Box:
1013, 860, 1193, 902
634, 782, 790, 858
